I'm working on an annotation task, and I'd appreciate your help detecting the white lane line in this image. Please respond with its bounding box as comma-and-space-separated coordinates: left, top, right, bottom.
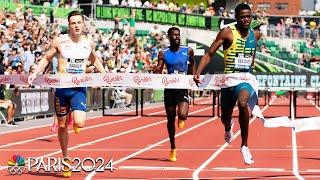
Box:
85, 116, 218, 180
118, 166, 190, 171
0, 105, 213, 171
0, 115, 144, 149
192, 97, 275, 180
0, 102, 168, 136
307, 169, 320, 172
2, 148, 320, 151
291, 94, 304, 180
0, 115, 99, 135
212, 167, 285, 172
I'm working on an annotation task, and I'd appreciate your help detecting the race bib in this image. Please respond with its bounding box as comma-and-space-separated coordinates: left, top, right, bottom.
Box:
234, 55, 252, 70
66, 58, 86, 73
173, 70, 186, 75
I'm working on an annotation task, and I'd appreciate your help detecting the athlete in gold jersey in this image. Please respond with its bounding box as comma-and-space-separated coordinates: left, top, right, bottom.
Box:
194, 4, 261, 165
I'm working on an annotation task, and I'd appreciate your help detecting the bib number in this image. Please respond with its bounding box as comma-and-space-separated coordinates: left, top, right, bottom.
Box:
234, 55, 252, 70
66, 58, 86, 73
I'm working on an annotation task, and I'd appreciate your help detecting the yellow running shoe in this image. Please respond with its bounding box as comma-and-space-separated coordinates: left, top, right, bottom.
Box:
73, 125, 80, 134
169, 149, 177, 162
178, 119, 185, 129
62, 159, 72, 178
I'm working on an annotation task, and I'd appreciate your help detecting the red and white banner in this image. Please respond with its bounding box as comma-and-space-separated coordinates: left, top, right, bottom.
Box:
0, 73, 259, 90
3, 72, 313, 130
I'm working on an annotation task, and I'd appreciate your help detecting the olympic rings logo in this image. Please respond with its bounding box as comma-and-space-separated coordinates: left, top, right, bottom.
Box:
7, 166, 25, 175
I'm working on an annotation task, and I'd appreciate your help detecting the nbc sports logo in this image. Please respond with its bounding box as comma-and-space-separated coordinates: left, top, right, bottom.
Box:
7, 154, 25, 175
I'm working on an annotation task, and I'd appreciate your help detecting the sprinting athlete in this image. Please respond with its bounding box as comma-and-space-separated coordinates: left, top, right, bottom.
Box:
153, 27, 195, 162
28, 11, 106, 177
194, 4, 261, 165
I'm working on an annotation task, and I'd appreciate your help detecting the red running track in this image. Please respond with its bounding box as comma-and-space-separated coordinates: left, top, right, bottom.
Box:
0, 97, 319, 179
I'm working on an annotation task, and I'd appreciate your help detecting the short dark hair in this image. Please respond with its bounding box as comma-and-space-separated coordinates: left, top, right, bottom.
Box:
235, 3, 251, 16
68, 11, 84, 22
167, 27, 180, 35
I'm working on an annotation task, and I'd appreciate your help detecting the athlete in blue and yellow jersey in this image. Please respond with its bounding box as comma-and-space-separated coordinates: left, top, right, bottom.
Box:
153, 27, 196, 162
28, 11, 106, 177
194, 4, 261, 165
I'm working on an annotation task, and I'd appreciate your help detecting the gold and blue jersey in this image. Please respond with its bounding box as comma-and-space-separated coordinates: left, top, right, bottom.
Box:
223, 25, 256, 73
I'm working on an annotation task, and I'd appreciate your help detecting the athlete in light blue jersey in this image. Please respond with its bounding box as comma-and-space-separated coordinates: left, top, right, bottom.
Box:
153, 27, 196, 162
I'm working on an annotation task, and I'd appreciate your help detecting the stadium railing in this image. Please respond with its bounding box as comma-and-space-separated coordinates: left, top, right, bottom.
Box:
255, 52, 317, 74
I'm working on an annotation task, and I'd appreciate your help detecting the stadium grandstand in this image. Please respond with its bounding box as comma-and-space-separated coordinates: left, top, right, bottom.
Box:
0, 0, 319, 179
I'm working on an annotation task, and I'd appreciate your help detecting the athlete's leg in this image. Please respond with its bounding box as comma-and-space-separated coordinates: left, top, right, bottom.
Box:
235, 84, 252, 147
50, 115, 58, 132
221, 87, 237, 143
55, 89, 71, 158
176, 89, 189, 129
164, 89, 178, 162
177, 101, 188, 127
238, 89, 250, 146
165, 105, 177, 150
221, 87, 237, 132
166, 104, 177, 162
69, 88, 87, 134
57, 115, 69, 157
57, 114, 72, 177
71, 110, 86, 128
235, 83, 254, 165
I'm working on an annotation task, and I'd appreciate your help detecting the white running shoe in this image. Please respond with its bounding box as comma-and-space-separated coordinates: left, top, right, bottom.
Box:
241, 145, 254, 165
224, 120, 234, 143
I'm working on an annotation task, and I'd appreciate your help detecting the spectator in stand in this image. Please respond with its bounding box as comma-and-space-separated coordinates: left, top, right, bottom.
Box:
300, 53, 311, 69
260, 43, 271, 55
120, 0, 128, 6
129, 10, 136, 35
110, 0, 119, 6
299, 17, 307, 38
204, 6, 215, 16
21, 41, 35, 73
157, 0, 168, 10
135, 0, 142, 7
0, 51, 16, 125
199, 3, 205, 14
0, 99, 16, 125
128, 0, 135, 7
309, 19, 317, 46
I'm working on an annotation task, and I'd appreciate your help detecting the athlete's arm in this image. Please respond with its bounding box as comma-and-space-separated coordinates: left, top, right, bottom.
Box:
28, 37, 59, 84
194, 28, 229, 84
254, 30, 262, 41
188, 47, 196, 75
252, 30, 262, 69
89, 42, 106, 74
152, 50, 165, 74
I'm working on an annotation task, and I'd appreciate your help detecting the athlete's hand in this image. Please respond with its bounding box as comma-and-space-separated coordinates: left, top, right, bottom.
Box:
193, 74, 201, 87
28, 73, 37, 85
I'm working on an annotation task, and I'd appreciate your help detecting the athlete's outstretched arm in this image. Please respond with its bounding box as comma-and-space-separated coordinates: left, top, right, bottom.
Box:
252, 30, 262, 65
152, 50, 165, 74
188, 47, 196, 75
194, 28, 228, 84
28, 37, 59, 84
254, 30, 262, 41
89, 42, 106, 74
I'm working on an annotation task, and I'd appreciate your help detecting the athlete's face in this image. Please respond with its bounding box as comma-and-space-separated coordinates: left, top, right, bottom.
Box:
236, 9, 252, 30
169, 30, 180, 46
68, 15, 84, 36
